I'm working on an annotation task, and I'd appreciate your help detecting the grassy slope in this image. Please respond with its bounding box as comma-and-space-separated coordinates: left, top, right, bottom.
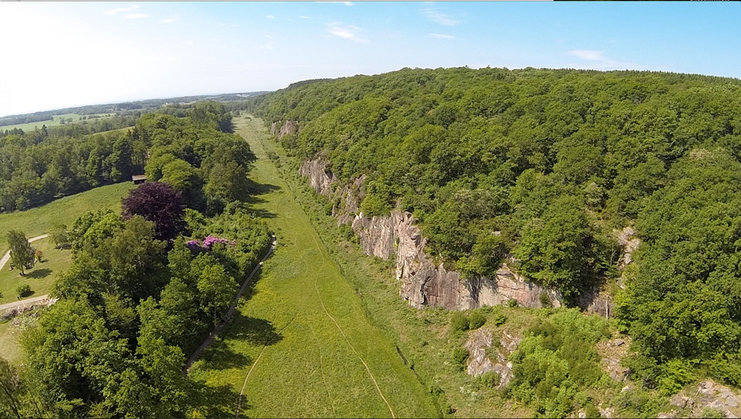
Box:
189, 116, 439, 418
0, 182, 135, 253
0, 237, 72, 304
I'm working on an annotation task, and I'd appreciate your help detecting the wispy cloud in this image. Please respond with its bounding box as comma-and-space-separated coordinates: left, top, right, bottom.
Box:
423, 8, 460, 26
105, 5, 138, 16
429, 33, 456, 40
327, 22, 367, 43
266, 15, 275, 19
567, 50, 605, 61
124, 13, 150, 20
344, 2, 354, 6
161, 17, 177, 24
566, 49, 644, 70
299, 15, 310, 19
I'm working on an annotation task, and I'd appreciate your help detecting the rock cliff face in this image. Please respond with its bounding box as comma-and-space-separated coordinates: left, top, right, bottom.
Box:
297, 154, 564, 310
271, 120, 299, 139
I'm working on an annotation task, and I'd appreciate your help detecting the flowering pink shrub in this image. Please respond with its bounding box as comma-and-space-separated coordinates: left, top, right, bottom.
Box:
187, 235, 236, 251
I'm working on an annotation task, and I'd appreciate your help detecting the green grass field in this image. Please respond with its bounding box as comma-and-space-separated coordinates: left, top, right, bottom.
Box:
0, 182, 135, 253
0, 113, 115, 132
189, 116, 439, 418
0, 237, 72, 304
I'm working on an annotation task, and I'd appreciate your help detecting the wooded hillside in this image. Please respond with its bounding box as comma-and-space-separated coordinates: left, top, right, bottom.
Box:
251, 67, 741, 391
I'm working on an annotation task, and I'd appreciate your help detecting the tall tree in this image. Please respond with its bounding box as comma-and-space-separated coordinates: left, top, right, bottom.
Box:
7, 230, 33, 276
122, 182, 185, 241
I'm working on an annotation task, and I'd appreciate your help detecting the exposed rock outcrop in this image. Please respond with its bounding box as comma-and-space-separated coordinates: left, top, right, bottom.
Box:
669, 379, 741, 418
271, 120, 299, 139
463, 327, 521, 388
616, 226, 640, 269
297, 155, 642, 313
595, 336, 631, 382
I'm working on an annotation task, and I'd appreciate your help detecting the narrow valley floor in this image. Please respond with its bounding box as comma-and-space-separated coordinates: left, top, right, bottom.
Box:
189, 116, 438, 418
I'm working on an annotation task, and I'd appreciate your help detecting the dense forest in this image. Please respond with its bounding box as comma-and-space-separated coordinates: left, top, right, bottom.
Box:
0, 106, 271, 418
0, 102, 239, 213
249, 68, 741, 393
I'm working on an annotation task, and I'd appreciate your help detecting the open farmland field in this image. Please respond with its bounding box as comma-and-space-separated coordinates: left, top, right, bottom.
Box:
0, 112, 115, 131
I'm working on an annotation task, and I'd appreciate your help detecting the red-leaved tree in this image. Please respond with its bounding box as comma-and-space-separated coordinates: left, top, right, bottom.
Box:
122, 182, 185, 241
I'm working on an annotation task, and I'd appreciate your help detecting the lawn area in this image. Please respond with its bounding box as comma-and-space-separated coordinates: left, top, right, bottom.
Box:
189, 116, 439, 418
0, 182, 135, 254
0, 237, 72, 304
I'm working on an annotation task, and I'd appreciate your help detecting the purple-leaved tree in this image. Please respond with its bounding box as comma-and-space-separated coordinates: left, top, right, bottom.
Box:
122, 182, 185, 241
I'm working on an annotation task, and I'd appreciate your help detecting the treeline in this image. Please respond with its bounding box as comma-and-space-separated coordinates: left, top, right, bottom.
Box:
0, 109, 271, 418
0, 102, 235, 212
250, 68, 741, 390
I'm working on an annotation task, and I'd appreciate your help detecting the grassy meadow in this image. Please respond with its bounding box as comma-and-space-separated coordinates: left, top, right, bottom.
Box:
0, 182, 135, 253
0, 237, 72, 304
189, 116, 439, 418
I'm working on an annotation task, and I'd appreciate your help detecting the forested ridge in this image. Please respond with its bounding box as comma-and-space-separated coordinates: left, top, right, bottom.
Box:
250, 68, 741, 392
0, 106, 272, 418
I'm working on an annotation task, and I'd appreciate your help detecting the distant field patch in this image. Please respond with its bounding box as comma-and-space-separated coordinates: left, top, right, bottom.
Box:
0, 112, 114, 131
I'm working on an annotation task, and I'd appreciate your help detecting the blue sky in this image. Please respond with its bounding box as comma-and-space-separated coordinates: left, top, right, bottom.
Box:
1, 1, 740, 117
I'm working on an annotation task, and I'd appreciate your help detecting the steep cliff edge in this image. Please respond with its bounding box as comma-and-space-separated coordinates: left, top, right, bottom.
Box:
295, 151, 564, 310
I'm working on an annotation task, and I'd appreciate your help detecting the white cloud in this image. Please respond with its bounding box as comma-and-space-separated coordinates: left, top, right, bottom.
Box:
344, 2, 353, 6
565, 49, 644, 70
430, 33, 455, 40
567, 50, 605, 61
105, 5, 138, 16
299, 15, 310, 19
161, 17, 177, 24
124, 13, 150, 20
423, 8, 460, 26
327, 22, 367, 43
266, 15, 275, 19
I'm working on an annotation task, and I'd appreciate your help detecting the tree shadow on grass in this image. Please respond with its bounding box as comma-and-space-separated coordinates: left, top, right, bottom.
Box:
247, 178, 281, 197
200, 338, 252, 371
192, 381, 245, 418
27, 268, 52, 279
228, 311, 283, 347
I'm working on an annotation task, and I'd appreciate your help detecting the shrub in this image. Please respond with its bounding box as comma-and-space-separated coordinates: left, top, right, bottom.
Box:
584, 403, 601, 418
452, 347, 469, 370
700, 407, 725, 419
492, 313, 507, 326
539, 291, 552, 308
468, 312, 486, 330
507, 298, 518, 307
450, 312, 469, 333
16, 284, 32, 299
478, 371, 500, 388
